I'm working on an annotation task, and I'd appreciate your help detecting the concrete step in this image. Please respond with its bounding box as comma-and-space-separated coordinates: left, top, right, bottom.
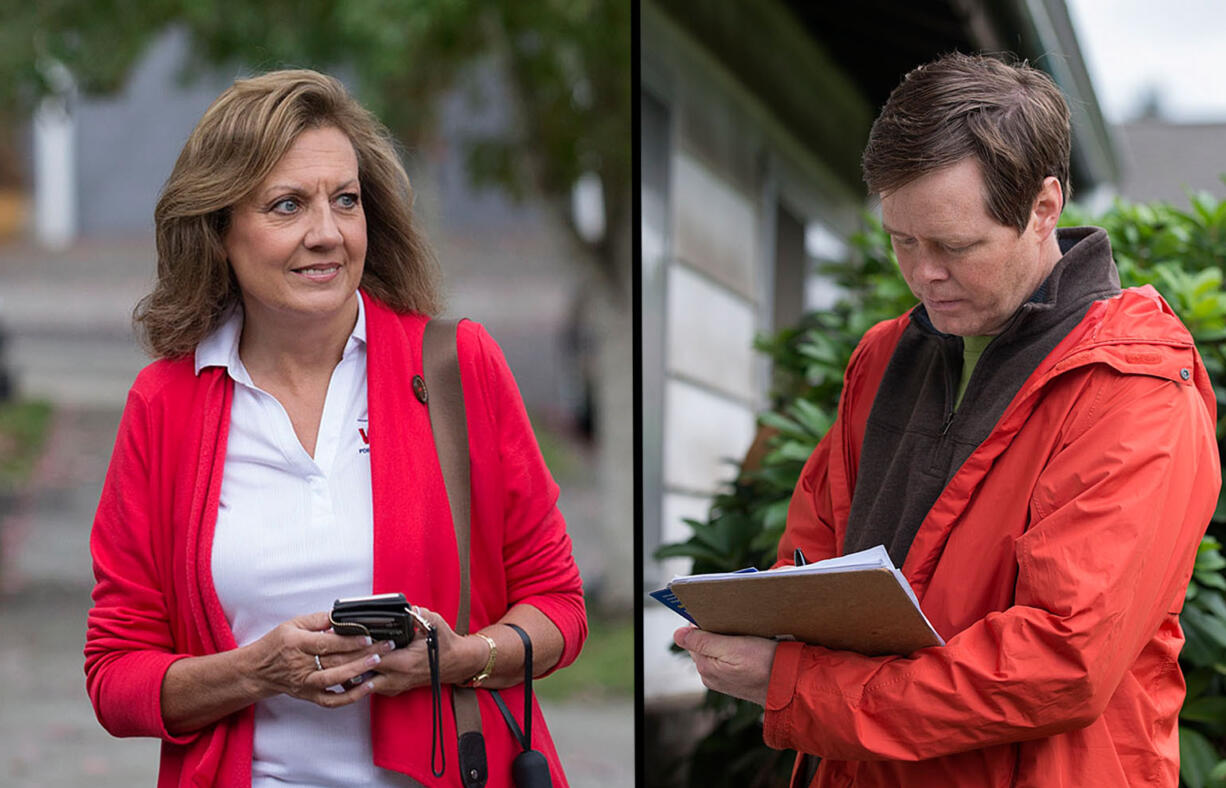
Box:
7, 332, 146, 409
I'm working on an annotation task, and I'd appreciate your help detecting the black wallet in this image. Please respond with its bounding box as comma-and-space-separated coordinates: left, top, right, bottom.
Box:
330, 592, 419, 648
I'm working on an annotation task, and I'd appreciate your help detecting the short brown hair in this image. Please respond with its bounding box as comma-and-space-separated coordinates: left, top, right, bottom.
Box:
137, 69, 441, 358
861, 52, 1071, 233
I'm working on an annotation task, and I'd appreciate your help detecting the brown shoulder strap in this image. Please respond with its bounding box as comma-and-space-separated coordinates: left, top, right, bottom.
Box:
422, 318, 487, 788
423, 318, 472, 634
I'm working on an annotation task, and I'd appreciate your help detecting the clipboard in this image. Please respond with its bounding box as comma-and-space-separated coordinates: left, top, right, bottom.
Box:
655, 545, 944, 656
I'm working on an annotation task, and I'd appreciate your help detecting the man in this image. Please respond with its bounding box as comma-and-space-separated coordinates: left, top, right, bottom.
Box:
674, 53, 1221, 786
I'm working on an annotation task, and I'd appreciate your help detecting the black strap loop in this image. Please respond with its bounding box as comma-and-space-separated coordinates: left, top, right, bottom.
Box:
427, 626, 444, 777
491, 690, 526, 751
490, 623, 534, 751
510, 624, 533, 747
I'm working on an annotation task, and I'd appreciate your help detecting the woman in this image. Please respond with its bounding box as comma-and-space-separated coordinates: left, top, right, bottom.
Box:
84, 70, 587, 787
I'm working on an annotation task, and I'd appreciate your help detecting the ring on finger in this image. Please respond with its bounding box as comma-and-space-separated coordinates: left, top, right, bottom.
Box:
314, 654, 324, 671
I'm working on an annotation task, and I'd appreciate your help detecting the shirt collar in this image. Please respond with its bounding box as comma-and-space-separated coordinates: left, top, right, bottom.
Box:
193, 294, 367, 378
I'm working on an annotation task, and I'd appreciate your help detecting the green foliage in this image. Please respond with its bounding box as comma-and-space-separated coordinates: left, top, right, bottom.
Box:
1182, 537, 1226, 787
0, 397, 53, 588
0, 399, 53, 490
658, 192, 1226, 787
0, 1, 179, 110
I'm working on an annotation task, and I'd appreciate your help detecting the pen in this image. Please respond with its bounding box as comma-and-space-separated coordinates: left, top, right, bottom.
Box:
794, 548, 807, 567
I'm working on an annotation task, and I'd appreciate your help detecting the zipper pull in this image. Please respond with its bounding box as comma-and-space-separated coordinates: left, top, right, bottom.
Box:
940, 411, 955, 436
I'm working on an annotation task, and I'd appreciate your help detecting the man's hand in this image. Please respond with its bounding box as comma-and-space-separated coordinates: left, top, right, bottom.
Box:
674, 626, 779, 706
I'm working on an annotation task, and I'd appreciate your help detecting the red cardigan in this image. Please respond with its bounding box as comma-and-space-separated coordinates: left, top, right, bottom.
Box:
85, 293, 587, 787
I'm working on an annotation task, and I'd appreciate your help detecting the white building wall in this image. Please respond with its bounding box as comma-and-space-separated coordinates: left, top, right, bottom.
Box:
672, 154, 758, 299
666, 260, 758, 402
642, 4, 866, 705
663, 378, 757, 494
647, 148, 762, 699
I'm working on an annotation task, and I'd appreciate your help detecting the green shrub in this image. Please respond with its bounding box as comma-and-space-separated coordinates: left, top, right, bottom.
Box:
658, 190, 1226, 788
0, 399, 53, 491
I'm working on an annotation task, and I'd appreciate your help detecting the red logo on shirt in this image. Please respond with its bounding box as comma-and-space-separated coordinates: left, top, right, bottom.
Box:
358, 428, 369, 445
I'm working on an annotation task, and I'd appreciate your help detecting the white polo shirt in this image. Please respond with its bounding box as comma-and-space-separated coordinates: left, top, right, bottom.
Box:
198, 297, 418, 787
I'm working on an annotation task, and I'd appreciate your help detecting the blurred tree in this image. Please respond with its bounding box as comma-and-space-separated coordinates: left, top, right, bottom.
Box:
0, 0, 634, 607
0, 0, 630, 289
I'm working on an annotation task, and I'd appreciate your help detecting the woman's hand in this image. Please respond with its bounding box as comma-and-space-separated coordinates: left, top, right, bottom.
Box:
246, 611, 392, 706
162, 610, 391, 734
366, 607, 488, 696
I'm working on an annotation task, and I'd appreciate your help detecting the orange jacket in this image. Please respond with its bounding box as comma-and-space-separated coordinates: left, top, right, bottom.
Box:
766, 283, 1220, 786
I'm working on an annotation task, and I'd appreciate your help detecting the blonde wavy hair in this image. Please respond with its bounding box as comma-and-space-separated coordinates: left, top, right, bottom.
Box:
137, 69, 441, 358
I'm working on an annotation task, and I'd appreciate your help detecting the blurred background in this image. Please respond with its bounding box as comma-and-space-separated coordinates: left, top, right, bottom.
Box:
641, 0, 1226, 785
0, 2, 630, 785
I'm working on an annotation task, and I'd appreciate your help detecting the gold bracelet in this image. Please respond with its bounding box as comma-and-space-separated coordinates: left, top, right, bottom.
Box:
467, 633, 498, 687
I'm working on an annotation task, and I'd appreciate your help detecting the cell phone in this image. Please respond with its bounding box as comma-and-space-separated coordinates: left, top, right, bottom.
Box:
330, 592, 422, 648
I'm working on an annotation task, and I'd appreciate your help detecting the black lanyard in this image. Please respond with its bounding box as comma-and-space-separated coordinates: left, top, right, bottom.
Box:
406, 609, 446, 780
490, 624, 551, 787
428, 627, 444, 777
490, 624, 534, 750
